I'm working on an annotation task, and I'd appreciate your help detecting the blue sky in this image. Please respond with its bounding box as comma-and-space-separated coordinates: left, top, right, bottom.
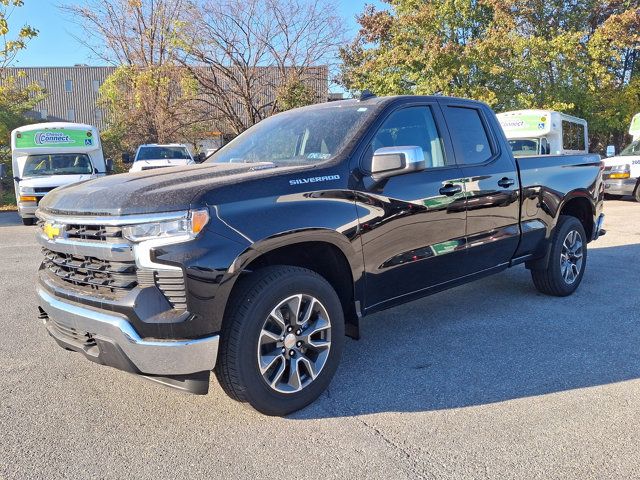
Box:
11, 0, 385, 67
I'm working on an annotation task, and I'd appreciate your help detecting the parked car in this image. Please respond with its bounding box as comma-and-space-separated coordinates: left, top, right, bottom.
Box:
125, 144, 196, 172
35, 95, 605, 415
10, 122, 111, 225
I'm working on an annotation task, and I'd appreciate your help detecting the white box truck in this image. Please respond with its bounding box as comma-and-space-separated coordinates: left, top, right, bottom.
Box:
497, 110, 588, 157
11, 123, 111, 225
602, 113, 640, 201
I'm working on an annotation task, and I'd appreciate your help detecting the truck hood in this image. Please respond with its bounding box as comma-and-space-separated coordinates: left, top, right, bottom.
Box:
38, 162, 280, 216
18, 174, 94, 190
603, 155, 640, 166
130, 159, 193, 168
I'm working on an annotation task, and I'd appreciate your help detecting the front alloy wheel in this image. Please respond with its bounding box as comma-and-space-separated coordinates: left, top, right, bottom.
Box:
258, 294, 331, 394
215, 266, 344, 416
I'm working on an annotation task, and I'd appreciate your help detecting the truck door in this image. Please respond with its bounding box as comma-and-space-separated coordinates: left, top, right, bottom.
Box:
439, 99, 521, 272
356, 103, 467, 309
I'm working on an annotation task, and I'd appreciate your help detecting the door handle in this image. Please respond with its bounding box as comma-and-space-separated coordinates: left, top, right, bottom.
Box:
498, 177, 515, 188
439, 184, 462, 196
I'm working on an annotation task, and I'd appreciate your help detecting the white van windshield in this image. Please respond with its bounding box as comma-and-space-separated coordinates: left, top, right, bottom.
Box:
620, 140, 640, 156
508, 139, 539, 156
23, 153, 93, 177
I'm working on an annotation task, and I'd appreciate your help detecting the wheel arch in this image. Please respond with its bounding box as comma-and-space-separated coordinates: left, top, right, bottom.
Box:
220, 230, 364, 339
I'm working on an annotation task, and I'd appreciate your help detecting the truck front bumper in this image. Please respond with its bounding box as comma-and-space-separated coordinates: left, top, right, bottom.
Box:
37, 287, 219, 377
18, 203, 38, 218
604, 178, 637, 196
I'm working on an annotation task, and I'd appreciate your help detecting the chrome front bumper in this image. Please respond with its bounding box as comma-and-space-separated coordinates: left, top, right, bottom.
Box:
37, 287, 219, 375
18, 203, 38, 218
604, 178, 636, 196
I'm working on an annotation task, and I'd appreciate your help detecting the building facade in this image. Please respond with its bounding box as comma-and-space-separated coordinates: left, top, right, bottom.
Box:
6, 65, 331, 137
9, 66, 116, 129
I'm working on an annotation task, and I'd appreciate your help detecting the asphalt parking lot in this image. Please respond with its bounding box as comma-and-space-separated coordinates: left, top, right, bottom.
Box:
1, 200, 640, 479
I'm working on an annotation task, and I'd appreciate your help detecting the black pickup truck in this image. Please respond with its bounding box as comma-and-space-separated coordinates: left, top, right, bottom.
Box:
35, 95, 605, 415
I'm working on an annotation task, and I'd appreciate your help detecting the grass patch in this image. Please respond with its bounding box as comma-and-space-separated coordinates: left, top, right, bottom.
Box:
0, 187, 17, 210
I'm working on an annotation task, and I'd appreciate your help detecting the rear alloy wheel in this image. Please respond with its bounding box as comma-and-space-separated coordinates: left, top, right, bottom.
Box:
215, 266, 344, 416
531, 215, 588, 296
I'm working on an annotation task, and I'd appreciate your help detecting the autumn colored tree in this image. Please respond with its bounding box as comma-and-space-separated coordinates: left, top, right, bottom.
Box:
1, 0, 46, 204
340, 0, 640, 151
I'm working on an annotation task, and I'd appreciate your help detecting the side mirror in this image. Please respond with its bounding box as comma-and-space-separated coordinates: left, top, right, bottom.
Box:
106, 158, 114, 173
369, 146, 426, 181
121, 152, 132, 164
195, 152, 206, 163
606, 145, 616, 157
0, 164, 5, 180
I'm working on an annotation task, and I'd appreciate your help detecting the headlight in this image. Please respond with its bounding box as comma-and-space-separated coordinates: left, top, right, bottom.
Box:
122, 208, 210, 242
608, 164, 630, 179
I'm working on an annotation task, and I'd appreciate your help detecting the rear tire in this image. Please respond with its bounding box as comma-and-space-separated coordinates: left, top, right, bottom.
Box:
22, 217, 35, 226
531, 215, 587, 297
215, 265, 345, 416
634, 183, 640, 203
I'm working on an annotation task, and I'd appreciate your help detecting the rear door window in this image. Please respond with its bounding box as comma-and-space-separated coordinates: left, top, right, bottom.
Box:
444, 106, 494, 164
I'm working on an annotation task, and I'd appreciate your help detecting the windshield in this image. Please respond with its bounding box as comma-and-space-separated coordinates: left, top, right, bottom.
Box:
508, 138, 539, 156
620, 140, 640, 156
136, 146, 191, 161
209, 104, 374, 166
22, 153, 93, 177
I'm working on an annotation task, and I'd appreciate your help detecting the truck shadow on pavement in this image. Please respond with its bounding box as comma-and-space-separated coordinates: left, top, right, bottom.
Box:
295, 242, 640, 419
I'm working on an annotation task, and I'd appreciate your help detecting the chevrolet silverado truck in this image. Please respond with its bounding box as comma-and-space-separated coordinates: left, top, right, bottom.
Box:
35, 95, 605, 416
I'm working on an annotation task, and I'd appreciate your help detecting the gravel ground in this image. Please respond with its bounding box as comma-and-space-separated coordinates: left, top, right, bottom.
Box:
1, 199, 639, 479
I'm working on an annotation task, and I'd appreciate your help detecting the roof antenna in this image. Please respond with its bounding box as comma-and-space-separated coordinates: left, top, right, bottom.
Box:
359, 89, 376, 101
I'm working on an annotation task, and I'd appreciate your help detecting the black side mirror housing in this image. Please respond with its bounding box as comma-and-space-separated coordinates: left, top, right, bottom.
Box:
121, 153, 132, 164
195, 152, 206, 163
106, 159, 114, 173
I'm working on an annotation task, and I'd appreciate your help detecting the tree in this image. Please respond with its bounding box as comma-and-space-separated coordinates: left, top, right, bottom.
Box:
97, 65, 209, 154
0, 0, 45, 203
62, 0, 208, 152
340, 0, 640, 151
176, 0, 346, 134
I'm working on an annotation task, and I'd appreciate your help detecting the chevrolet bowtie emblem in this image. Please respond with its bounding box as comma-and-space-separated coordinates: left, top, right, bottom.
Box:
43, 223, 61, 240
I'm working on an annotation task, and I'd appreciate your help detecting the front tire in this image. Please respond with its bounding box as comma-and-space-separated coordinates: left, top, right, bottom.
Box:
531, 215, 587, 297
215, 266, 345, 416
22, 217, 35, 226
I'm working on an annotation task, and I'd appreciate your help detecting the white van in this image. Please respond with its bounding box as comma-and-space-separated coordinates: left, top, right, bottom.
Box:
497, 110, 589, 156
602, 113, 640, 201
11, 122, 111, 225
125, 143, 195, 172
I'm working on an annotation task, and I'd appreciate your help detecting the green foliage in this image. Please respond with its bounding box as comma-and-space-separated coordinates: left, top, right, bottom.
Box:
0, 1, 45, 205
276, 77, 318, 112
98, 65, 208, 155
340, 0, 640, 151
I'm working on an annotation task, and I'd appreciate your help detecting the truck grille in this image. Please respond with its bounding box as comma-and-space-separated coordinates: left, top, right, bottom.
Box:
65, 224, 124, 242
39, 216, 188, 311
43, 249, 138, 295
